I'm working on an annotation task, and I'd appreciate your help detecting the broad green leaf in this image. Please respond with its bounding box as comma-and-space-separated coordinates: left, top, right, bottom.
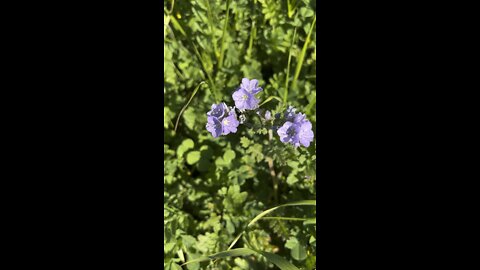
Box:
186, 151, 201, 165
223, 149, 236, 163
177, 139, 194, 158
285, 237, 307, 261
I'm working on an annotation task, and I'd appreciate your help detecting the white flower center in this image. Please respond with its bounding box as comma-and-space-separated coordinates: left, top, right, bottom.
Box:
242, 94, 248, 100
223, 119, 230, 126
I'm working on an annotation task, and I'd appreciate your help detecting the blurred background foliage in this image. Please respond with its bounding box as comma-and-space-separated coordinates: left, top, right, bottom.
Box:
164, 0, 316, 269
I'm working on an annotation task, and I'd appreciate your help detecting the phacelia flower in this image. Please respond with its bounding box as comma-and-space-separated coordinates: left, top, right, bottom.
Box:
240, 78, 263, 94
232, 88, 259, 111
298, 120, 314, 147
207, 102, 228, 118
284, 106, 297, 122
277, 106, 314, 147
277, 121, 301, 147
206, 103, 240, 138
221, 110, 239, 135
232, 78, 263, 111
206, 116, 223, 138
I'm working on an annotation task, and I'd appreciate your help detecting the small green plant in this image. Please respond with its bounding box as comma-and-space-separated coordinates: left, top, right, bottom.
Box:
164, 0, 316, 269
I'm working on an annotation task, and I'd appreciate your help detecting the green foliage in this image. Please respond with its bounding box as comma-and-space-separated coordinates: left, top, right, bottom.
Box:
164, 0, 316, 268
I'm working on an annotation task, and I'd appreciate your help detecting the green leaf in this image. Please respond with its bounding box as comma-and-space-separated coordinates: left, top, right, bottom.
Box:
285, 237, 307, 261
186, 151, 201, 165
182, 107, 197, 130
286, 172, 299, 185
258, 251, 300, 270
240, 136, 251, 148
223, 149, 236, 163
164, 242, 176, 254
177, 139, 194, 158
164, 107, 175, 129
173, 263, 183, 270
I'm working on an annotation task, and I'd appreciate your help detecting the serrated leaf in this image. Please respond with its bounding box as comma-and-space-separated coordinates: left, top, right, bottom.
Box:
240, 136, 251, 148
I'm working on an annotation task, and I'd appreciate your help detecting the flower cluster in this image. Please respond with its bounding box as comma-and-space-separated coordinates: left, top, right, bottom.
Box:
206, 103, 239, 138
206, 78, 261, 138
206, 78, 314, 148
277, 106, 314, 148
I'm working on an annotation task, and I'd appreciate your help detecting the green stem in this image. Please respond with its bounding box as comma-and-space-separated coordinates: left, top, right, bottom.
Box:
174, 81, 206, 132
261, 217, 307, 221
268, 130, 278, 205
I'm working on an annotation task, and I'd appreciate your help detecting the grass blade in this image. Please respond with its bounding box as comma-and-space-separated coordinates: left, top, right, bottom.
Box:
284, 27, 297, 105
258, 251, 300, 270
261, 217, 307, 221
181, 248, 255, 266
259, 96, 283, 107
208, 248, 256, 259
292, 15, 316, 89
174, 81, 206, 132
247, 200, 316, 227
179, 256, 209, 266
227, 200, 316, 251
303, 218, 316, 225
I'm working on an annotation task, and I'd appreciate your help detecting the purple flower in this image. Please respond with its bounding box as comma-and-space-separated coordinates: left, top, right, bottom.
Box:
232, 88, 259, 111
284, 106, 297, 122
277, 121, 301, 147
207, 102, 228, 118
221, 110, 239, 135
206, 103, 240, 138
206, 116, 222, 138
277, 107, 314, 148
298, 120, 314, 147
240, 78, 263, 94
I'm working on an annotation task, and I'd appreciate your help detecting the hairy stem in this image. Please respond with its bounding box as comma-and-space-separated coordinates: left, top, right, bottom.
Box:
267, 129, 278, 204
